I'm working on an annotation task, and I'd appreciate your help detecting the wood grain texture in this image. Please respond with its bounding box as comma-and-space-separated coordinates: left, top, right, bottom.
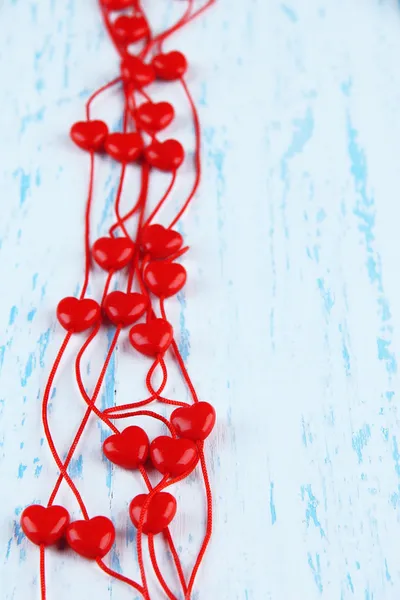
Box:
2, 0, 400, 598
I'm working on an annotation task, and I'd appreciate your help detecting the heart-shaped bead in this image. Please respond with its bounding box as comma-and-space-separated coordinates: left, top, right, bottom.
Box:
105, 132, 143, 163
121, 56, 155, 88
66, 516, 115, 560
114, 15, 149, 44
152, 51, 188, 81
150, 436, 198, 477
135, 101, 174, 133
129, 318, 173, 357
102, 0, 137, 9
140, 224, 183, 260
129, 492, 177, 535
171, 402, 216, 441
21, 505, 70, 546
103, 426, 149, 469
145, 139, 184, 171
57, 297, 101, 333
144, 261, 186, 298
92, 237, 134, 271
70, 120, 108, 152
103, 291, 147, 327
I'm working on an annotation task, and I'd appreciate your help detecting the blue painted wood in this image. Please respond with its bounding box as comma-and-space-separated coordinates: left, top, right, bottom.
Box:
2, 0, 400, 598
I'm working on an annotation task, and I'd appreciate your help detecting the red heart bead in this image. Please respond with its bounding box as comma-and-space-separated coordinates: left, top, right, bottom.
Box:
103, 426, 149, 469
103, 291, 147, 327
171, 402, 216, 441
21, 505, 70, 546
105, 132, 143, 163
102, 0, 137, 9
114, 15, 149, 44
66, 516, 115, 560
57, 297, 101, 333
121, 56, 155, 88
145, 139, 184, 171
129, 492, 177, 535
70, 120, 108, 152
135, 101, 174, 133
144, 261, 186, 298
92, 237, 134, 271
152, 51, 188, 81
140, 224, 183, 260
129, 318, 173, 357
150, 436, 198, 477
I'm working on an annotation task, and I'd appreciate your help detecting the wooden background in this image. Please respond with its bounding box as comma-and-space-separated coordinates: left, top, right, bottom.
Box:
2, 0, 400, 598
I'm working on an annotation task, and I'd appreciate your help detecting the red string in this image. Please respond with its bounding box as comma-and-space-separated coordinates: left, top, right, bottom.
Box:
86, 77, 121, 120
40, 545, 46, 600
36, 2, 216, 598
163, 528, 189, 596
185, 446, 213, 598
96, 558, 145, 595
148, 534, 179, 600
143, 171, 177, 228
138, 466, 185, 599
168, 77, 202, 230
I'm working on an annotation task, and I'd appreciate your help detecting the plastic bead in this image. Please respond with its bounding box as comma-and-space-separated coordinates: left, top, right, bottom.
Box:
150, 435, 198, 477
57, 297, 101, 333
66, 516, 115, 560
20, 505, 70, 546
135, 101, 174, 133
144, 261, 186, 298
152, 51, 188, 81
171, 402, 216, 441
130, 492, 177, 535
114, 15, 149, 44
70, 120, 108, 152
103, 426, 149, 469
92, 236, 134, 271
129, 318, 173, 357
104, 132, 143, 163
103, 291, 147, 327
144, 139, 184, 171
121, 55, 155, 88
140, 224, 183, 260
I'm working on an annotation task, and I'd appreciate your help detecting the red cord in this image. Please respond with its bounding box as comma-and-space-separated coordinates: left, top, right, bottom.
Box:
35, 2, 216, 599
40, 545, 46, 600
168, 77, 202, 230
96, 558, 145, 595
164, 528, 189, 596
148, 534, 179, 600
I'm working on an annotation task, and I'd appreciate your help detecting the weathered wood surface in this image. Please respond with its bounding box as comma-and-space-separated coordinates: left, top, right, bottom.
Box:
2, 1, 400, 598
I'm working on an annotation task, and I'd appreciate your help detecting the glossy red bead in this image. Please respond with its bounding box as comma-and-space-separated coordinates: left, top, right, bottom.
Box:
144, 261, 186, 298
135, 101, 174, 133
121, 56, 155, 88
150, 435, 198, 477
114, 15, 149, 44
70, 120, 108, 152
129, 318, 173, 357
57, 297, 101, 333
92, 237, 134, 271
152, 51, 188, 81
66, 516, 115, 560
145, 139, 184, 171
102, 0, 137, 9
21, 505, 70, 547
103, 426, 149, 469
105, 132, 143, 163
129, 492, 177, 535
140, 224, 183, 260
171, 402, 216, 441
103, 291, 147, 327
